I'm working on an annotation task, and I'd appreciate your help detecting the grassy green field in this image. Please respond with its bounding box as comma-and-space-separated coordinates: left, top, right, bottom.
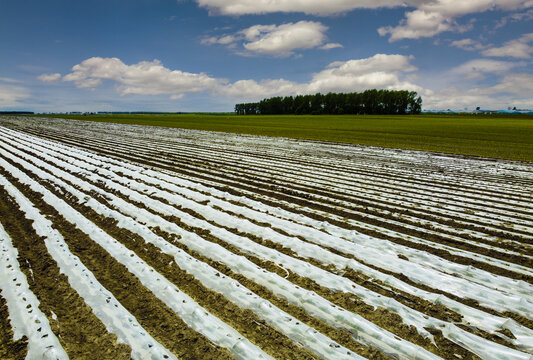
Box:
30, 113, 533, 162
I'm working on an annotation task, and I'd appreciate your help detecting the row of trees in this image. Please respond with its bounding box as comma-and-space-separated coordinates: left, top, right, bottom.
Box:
235, 90, 422, 115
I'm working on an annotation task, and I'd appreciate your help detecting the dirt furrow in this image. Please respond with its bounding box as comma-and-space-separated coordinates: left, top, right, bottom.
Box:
94, 177, 486, 359
14, 125, 533, 217
12, 129, 528, 284
0, 168, 233, 360
133, 138, 533, 212
0, 294, 28, 360
38, 122, 533, 198
15, 129, 523, 278
10, 128, 530, 259
85, 186, 393, 359
1, 119, 532, 359
2, 136, 456, 360
9, 137, 526, 336
147, 155, 532, 244
107, 154, 532, 267
141, 188, 533, 332
0, 184, 133, 360
23, 163, 322, 360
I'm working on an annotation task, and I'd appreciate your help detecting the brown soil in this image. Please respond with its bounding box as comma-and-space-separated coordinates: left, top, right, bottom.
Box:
0, 183, 132, 360
0, 294, 28, 360
90, 188, 390, 359
1, 122, 530, 359
237, 190, 533, 281
151, 226, 392, 360
146, 149, 532, 244
33, 128, 533, 246
30, 125, 533, 209
0, 168, 233, 360
37, 154, 498, 358
1, 147, 389, 359
130, 187, 527, 339
126, 198, 480, 360
17, 127, 533, 253
103, 150, 533, 268
44, 180, 321, 360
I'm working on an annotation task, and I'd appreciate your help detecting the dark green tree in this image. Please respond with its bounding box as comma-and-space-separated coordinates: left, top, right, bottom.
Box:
235, 90, 422, 115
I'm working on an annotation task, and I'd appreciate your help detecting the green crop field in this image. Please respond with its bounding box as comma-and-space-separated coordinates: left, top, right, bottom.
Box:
29, 113, 533, 162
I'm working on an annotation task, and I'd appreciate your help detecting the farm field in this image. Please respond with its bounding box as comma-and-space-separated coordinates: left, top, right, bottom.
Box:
30, 113, 533, 162
0, 115, 532, 360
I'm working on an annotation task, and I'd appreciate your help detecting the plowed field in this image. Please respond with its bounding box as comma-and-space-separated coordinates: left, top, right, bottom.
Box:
1, 116, 532, 360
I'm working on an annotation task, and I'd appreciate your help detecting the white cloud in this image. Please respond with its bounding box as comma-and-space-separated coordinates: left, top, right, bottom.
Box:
495, 8, 533, 29
28, 54, 533, 111
312, 55, 417, 81
62, 57, 220, 96
320, 43, 344, 50
423, 57, 533, 110
55, 55, 533, 111
450, 38, 489, 51
482, 33, 533, 58
202, 21, 341, 56
201, 34, 238, 46
217, 54, 423, 100
379, 0, 533, 41
37, 73, 62, 83
488, 73, 533, 94
0, 77, 21, 83
196, 0, 533, 41
221, 79, 302, 99
243, 22, 327, 56
378, 10, 455, 41
0, 83, 30, 108
196, 0, 410, 16
449, 59, 525, 79
58, 54, 422, 102
424, 74, 533, 110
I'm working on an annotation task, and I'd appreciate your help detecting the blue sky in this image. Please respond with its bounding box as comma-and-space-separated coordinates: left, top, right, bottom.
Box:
1, 0, 532, 112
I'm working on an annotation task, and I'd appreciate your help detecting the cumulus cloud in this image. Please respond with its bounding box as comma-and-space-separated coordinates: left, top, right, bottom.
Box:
202, 21, 341, 56
201, 34, 238, 46
495, 8, 533, 29
243, 22, 327, 55
424, 74, 533, 110
57, 54, 422, 102
449, 59, 525, 80
482, 33, 533, 58
196, 0, 409, 16
488, 73, 533, 94
423, 57, 533, 110
221, 79, 302, 99
450, 38, 489, 51
38, 55, 533, 111
0, 83, 30, 108
379, 0, 532, 41
62, 57, 220, 97
219, 54, 423, 100
37, 73, 62, 83
378, 10, 456, 41
0, 77, 21, 83
320, 43, 344, 50
196, 0, 533, 41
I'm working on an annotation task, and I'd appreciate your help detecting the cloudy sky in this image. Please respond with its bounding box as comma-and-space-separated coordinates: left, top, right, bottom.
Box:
1, 0, 532, 112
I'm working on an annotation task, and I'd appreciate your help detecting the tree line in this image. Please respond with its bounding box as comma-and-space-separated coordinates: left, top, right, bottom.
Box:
0, 111, 34, 115
235, 90, 422, 115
